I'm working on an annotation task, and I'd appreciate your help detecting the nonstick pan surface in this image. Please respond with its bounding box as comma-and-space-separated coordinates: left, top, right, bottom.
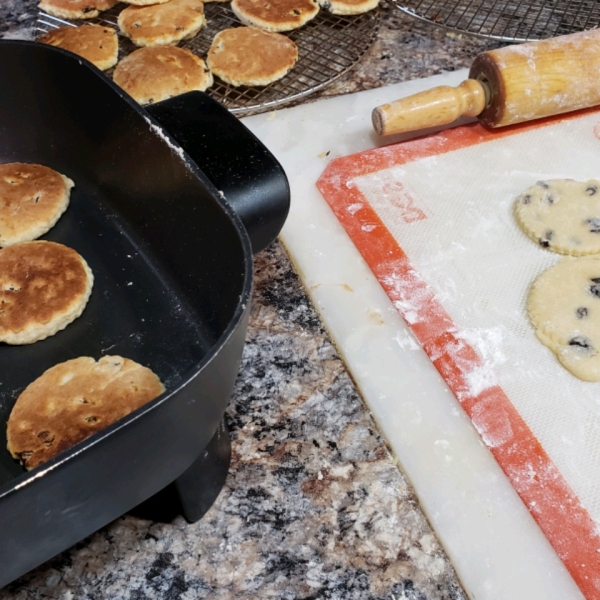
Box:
0, 40, 289, 586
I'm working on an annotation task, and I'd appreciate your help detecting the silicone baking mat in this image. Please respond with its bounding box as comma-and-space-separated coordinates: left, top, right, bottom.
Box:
317, 110, 600, 599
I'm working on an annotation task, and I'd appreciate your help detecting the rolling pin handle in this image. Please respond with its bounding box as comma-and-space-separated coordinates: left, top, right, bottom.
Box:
372, 79, 488, 136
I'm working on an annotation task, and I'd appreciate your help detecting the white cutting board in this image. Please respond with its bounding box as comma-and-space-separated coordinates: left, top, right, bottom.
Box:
242, 72, 585, 600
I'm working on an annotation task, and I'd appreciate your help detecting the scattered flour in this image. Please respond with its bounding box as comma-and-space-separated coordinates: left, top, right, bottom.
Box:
143, 117, 189, 166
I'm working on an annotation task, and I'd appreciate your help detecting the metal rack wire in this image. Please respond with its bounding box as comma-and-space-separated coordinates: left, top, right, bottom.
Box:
393, 0, 600, 42
36, 3, 379, 115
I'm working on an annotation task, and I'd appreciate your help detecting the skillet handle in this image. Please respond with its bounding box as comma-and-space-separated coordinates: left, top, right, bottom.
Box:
145, 92, 290, 254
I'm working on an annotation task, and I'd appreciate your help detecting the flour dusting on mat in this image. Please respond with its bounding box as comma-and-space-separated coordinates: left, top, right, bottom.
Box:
346, 202, 363, 215
381, 267, 430, 326
470, 394, 513, 448
349, 115, 600, 529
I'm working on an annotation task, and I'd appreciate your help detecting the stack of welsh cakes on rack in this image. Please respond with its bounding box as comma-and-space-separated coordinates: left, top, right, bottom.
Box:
37, 0, 378, 104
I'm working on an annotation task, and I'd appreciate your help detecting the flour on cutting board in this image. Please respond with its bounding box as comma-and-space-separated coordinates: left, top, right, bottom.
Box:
352, 112, 600, 528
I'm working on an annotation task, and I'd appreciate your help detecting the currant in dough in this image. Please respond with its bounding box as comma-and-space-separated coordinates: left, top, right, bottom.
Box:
515, 179, 600, 255
528, 256, 600, 381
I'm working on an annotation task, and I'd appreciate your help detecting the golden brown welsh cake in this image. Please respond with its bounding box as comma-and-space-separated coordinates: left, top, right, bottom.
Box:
120, 0, 171, 5
38, 25, 119, 71
0, 241, 93, 345
231, 0, 319, 32
7, 356, 165, 470
38, 0, 119, 20
114, 46, 213, 104
0, 163, 73, 247
118, 0, 206, 47
317, 0, 378, 14
207, 27, 298, 86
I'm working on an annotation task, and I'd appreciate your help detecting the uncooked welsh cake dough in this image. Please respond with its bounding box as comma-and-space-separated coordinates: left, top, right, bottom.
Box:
528, 256, 600, 381
515, 179, 600, 255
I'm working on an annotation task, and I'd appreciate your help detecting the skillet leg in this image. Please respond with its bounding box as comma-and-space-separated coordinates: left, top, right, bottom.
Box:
174, 418, 231, 523
129, 419, 231, 523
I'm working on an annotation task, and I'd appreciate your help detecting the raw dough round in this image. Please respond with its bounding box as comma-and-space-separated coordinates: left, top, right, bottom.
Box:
515, 179, 600, 255
528, 256, 600, 381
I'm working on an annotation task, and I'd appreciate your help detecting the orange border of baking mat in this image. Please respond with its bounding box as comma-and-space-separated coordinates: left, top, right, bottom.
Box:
317, 109, 600, 599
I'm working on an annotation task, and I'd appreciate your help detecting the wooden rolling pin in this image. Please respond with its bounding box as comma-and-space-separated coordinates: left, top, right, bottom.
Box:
372, 29, 600, 136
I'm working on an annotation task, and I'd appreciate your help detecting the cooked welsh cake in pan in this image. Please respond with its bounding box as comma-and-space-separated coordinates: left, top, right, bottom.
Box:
0, 241, 93, 345
317, 0, 378, 14
38, 0, 118, 20
38, 25, 119, 71
7, 356, 165, 470
114, 46, 213, 104
231, 0, 319, 32
118, 0, 206, 47
208, 27, 298, 86
0, 163, 74, 247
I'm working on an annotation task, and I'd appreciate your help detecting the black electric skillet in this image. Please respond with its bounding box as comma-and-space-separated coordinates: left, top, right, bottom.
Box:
0, 40, 289, 587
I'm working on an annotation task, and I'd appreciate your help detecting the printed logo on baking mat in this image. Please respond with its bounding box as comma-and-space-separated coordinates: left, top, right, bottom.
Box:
351, 173, 429, 224
316, 111, 600, 600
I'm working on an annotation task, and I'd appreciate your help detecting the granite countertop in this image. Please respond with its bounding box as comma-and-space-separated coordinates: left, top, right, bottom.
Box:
0, 4, 502, 599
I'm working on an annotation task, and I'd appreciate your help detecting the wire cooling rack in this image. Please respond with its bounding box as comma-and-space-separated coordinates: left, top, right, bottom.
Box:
393, 0, 600, 42
36, 3, 379, 115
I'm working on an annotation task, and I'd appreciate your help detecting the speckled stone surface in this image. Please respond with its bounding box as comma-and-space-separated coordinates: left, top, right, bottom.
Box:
0, 2, 501, 598
313, 4, 502, 99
